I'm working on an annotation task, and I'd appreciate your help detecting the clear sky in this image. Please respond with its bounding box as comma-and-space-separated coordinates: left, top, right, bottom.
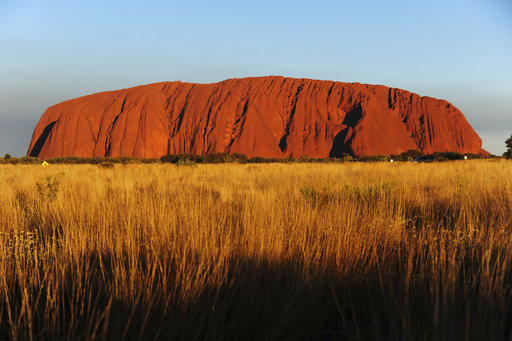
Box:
1, 0, 510, 156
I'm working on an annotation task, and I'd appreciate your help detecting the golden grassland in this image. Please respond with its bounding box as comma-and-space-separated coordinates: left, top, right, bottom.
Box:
1, 160, 512, 340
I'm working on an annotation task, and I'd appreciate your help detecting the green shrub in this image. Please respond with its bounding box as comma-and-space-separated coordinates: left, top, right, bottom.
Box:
206, 152, 242, 163
431, 152, 464, 161
110, 156, 134, 164
100, 161, 115, 168
139, 158, 162, 164
360, 155, 390, 162
89, 157, 107, 164
300, 187, 322, 201
247, 156, 266, 163
231, 153, 248, 163
47, 156, 87, 164
324, 157, 344, 163
391, 150, 424, 161
20, 156, 41, 164
160, 154, 178, 163
35, 175, 61, 202
6, 157, 20, 164
176, 159, 198, 167
206, 153, 229, 163
504, 135, 512, 159
161, 154, 205, 164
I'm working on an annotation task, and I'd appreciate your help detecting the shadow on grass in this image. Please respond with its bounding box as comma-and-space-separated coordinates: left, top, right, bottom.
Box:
3, 248, 512, 341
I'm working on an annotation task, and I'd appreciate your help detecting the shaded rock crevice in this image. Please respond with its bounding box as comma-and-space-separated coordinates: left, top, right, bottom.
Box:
329, 103, 363, 157
279, 83, 304, 153
227, 98, 250, 152
29, 121, 57, 157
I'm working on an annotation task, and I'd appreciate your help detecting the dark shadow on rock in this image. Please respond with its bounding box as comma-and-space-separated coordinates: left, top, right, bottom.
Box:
329, 104, 363, 158
29, 121, 56, 157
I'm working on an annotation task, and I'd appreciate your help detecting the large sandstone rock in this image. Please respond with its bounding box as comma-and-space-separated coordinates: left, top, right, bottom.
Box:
28, 76, 485, 159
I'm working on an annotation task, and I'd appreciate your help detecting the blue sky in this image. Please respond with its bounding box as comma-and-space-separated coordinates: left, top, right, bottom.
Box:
1, 0, 510, 156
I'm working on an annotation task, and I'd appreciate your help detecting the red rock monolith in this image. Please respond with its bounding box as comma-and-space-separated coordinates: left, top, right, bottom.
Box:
27, 76, 486, 159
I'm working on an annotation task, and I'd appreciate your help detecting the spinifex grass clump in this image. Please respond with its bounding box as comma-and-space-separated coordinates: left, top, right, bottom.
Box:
35, 175, 61, 201
0, 160, 511, 340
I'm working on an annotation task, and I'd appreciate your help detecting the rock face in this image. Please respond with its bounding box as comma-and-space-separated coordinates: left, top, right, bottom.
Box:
28, 76, 485, 159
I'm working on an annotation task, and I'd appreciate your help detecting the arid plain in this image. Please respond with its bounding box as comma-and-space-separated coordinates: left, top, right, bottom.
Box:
1, 160, 512, 339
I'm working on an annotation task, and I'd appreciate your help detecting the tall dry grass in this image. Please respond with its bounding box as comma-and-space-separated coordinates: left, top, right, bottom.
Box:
1, 160, 512, 340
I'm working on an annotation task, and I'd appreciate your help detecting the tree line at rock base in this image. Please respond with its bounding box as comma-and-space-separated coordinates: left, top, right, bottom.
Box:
0, 150, 499, 165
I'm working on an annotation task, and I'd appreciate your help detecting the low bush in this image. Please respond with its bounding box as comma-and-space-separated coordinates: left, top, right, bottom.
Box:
391, 150, 424, 161
206, 153, 233, 163
431, 152, 464, 161
4, 157, 20, 164
176, 159, 198, 167
47, 156, 89, 164
161, 154, 205, 164
35, 175, 61, 202
360, 155, 390, 162
231, 153, 248, 163
247, 156, 267, 163
20, 156, 42, 164
99, 161, 115, 168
